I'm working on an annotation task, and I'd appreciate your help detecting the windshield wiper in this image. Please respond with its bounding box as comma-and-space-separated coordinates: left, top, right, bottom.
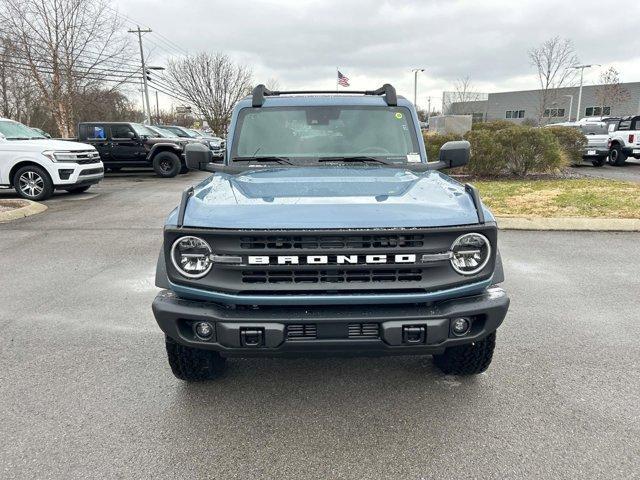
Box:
233, 156, 295, 165
317, 156, 395, 165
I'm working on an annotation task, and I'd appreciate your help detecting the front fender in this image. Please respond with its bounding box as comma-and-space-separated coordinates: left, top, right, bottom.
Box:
155, 243, 170, 289
147, 143, 183, 160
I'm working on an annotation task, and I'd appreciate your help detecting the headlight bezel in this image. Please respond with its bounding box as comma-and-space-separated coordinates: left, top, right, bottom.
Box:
449, 232, 491, 276
41, 150, 81, 163
170, 235, 214, 279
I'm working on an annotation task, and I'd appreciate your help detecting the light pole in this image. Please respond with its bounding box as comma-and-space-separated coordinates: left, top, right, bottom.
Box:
572, 64, 599, 121
412, 68, 425, 107
563, 94, 574, 121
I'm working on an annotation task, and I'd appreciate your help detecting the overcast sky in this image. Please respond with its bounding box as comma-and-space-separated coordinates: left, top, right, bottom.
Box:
114, 0, 640, 111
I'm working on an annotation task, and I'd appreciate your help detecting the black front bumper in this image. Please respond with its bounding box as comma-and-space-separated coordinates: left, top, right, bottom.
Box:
152, 287, 509, 357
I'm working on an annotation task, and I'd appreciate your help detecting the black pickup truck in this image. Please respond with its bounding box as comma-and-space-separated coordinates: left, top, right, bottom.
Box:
77, 122, 197, 177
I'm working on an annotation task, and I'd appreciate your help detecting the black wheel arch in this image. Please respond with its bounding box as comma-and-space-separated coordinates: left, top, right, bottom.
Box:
9, 161, 51, 187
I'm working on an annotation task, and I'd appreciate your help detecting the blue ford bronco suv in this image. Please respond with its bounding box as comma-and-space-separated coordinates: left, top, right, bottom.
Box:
152, 84, 510, 381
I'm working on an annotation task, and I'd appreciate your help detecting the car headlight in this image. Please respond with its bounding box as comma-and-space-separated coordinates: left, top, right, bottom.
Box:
41, 150, 78, 162
450, 233, 491, 275
171, 236, 213, 279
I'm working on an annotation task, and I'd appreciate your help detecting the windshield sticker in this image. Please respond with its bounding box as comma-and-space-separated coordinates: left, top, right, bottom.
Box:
395, 112, 403, 119
407, 153, 420, 163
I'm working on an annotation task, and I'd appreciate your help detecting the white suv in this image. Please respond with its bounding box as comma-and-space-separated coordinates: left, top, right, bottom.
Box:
0, 118, 104, 201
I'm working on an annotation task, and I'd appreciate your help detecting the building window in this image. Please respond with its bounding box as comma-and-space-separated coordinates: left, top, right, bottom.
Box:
506, 110, 525, 119
544, 108, 566, 118
585, 106, 611, 117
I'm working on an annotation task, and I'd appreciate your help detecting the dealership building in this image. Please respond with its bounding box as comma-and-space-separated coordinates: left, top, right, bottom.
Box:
448, 82, 640, 123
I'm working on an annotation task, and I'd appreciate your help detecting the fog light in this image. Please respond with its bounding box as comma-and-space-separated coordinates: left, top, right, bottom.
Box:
194, 321, 213, 340
452, 317, 471, 336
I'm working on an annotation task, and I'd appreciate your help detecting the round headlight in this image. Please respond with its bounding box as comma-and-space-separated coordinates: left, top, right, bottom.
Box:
450, 233, 491, 275
171, 236, 213, 279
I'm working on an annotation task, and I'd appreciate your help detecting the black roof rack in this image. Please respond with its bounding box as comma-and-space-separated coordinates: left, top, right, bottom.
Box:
251, 84, 398, 108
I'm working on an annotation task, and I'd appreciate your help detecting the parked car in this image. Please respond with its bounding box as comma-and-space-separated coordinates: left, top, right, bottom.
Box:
159, 125, 224, 157
606, 116, 640, 166
76, 122, 198, 177
152, 84, 510, 381
0, 118, 103, 200
548, 121, 609, 167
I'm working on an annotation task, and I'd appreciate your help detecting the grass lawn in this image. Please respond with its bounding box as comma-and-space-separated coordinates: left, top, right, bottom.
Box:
473, 178, 640, 218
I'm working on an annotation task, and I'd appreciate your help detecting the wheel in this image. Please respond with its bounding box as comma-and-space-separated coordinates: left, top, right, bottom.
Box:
152, 151, 181, 178
13, 165, 54, 201
433, 332, 496, 375
165, 335, 226, 381
179, 163, 189, 174
609, 145, 627, 166
591, 156, 606, 167
65, 186, 91, 194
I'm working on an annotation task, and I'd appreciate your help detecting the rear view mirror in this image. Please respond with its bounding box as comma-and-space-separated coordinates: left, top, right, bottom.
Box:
185, 142, 213, 170
438, 141, 470, 169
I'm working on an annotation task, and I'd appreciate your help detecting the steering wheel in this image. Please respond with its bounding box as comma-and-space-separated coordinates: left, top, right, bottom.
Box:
355, 146, 391, 155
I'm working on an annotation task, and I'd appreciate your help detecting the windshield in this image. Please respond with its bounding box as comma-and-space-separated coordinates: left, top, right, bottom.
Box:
232, 106, 420, 164
131, 123, 157, 137
186, 129, 203, 137
163, 126, 191, 138
0, 120, 46, 140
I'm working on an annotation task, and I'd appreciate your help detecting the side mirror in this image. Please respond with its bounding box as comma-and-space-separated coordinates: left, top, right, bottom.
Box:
437, 140, 470, 169
185, 142, 213, 170
126, 131, 136, 139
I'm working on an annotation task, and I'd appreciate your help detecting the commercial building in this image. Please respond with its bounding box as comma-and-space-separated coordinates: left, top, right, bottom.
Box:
448, 82, 640, 123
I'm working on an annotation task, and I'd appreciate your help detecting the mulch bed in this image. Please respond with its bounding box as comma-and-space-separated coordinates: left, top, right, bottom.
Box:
0, 199, 29, 213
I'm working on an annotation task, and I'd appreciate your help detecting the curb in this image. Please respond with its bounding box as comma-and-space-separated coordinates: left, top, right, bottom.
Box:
0, 200, 47, 222
497, 216, 640, 232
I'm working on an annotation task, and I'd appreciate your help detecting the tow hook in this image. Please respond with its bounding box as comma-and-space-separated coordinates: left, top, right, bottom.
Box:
402, 325, 426, 344
240, 328, 264, 347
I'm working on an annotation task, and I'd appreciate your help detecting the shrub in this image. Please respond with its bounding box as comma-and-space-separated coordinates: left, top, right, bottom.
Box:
471, 120, 513, 132
423, 132, 463, 162
547, 126, 587, 165
495, 126, 565, 176
464, 129, 507, 176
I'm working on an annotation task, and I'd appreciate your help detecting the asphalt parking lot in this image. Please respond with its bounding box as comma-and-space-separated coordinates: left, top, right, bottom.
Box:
1, 172, 639, 479
573, 157, 640, 182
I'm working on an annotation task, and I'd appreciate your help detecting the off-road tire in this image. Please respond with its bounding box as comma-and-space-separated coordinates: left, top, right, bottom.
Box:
433, 332, 496, 375
591, 156, 606, 167
152, 151, 181, 178
165, 335, 226, 381
13, 165, 54, 201
609, 145, 627, 166
65, 186, 91, 194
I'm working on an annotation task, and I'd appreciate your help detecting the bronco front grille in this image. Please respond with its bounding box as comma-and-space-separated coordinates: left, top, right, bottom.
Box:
286, 324, 317, 340
240, 234, 424, 250
241, 268, 423, 284
348, 323, 379, 338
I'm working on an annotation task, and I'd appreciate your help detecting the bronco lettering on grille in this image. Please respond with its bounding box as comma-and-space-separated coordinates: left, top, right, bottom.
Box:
247, 254, 417, 265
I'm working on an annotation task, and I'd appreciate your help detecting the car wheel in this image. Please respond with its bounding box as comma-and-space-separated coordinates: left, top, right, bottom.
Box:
165, 335, 226, 381
13, 165, 54, 201
65, 186, 91, 194
433, 332, 496, 375
153, 151, 181, 178
609, 145, 627, 166
591, 157, 606, 167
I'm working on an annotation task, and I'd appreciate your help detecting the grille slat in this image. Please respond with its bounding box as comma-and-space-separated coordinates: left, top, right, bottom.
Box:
348, 323, 380, 339
242, 268, 422, 284
240, 234, 424, 250
287, 324, 317, 340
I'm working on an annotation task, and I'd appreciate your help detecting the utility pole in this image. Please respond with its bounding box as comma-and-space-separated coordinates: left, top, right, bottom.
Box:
427, 96, 431, 123
155, 90, 160, 124
412, 68, 424, 107
572, 64, 598, 122
129, 26, 153, 124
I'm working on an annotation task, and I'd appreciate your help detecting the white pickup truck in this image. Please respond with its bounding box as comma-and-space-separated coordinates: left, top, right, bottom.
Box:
0, 118, 104, 201
548, 119, 609, 167
607, 116, 640, 166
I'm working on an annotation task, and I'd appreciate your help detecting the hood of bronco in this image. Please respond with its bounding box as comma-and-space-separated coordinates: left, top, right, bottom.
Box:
169, 166, 492, 229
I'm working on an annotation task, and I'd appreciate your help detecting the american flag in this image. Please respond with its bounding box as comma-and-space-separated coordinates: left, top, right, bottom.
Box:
337, 70, 350, 87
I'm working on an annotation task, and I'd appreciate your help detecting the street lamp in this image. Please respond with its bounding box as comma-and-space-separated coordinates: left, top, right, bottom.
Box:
412, 68, 425, 107
563, 94, 574, 121
571, 64, 599, 121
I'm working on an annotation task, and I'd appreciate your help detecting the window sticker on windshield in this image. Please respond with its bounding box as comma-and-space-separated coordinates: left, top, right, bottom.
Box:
395, 112, 403, 119
407, 153, 420, 163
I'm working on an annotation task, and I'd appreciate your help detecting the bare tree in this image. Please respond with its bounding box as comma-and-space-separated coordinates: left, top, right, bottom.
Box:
0, 0, 132, 137
164, 52, 252, 134
453, 76, 478, 103
595, 67, 629, 116
529, 37, 579, 124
